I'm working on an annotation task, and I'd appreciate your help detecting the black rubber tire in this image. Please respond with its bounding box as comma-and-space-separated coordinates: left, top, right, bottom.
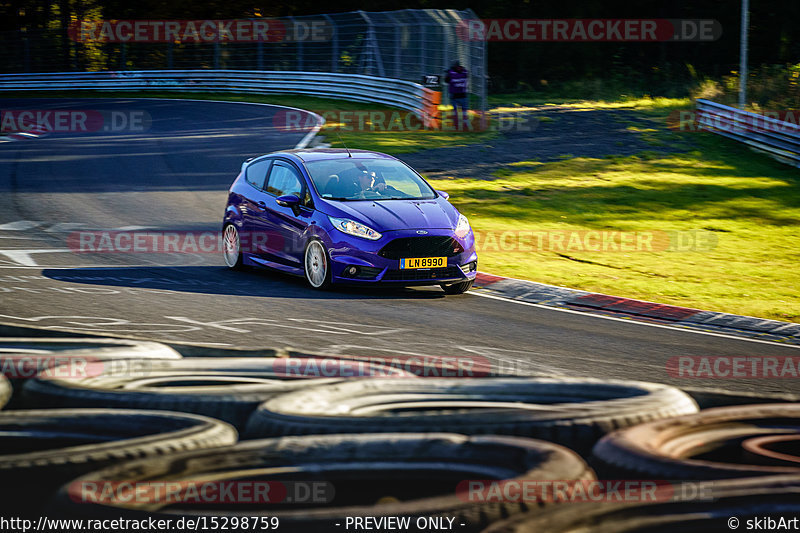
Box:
22, 357, 412, 430
303, 238, 332, 289
482, 475, 800, 532
1, 337, 181, 408
244, 377, 698, 453
441, 279, 474, 294
0, 409, 237, 516
49, 433, 594, 532
0, 375, 10, 410
592, 404, 800, 480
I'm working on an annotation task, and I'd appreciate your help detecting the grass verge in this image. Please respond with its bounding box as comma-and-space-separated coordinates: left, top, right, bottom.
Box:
427, 130, 800, 322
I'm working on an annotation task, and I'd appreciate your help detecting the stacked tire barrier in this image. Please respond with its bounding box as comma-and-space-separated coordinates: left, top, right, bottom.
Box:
592, 405, 800, 479
48, 433, 594, 532
1, 334, 798, 531
0, 410, 237, 516
243, 377, 699, 454
22, 357, 414, 430
0, 337, 181, 407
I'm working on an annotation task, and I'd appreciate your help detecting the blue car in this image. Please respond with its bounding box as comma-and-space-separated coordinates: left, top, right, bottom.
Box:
222, 148, 477, 293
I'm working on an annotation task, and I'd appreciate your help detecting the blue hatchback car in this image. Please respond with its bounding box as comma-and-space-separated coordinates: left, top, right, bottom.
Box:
222, 148, 477, 293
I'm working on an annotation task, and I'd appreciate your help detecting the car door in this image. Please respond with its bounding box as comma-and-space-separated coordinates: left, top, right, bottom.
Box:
239, 158, 274, 258
261, 160, 314, 267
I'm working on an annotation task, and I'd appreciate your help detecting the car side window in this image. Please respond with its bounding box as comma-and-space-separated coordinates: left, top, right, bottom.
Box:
302, 188, 314, 208
245, 160, 271, 190
266, 162, 304, 198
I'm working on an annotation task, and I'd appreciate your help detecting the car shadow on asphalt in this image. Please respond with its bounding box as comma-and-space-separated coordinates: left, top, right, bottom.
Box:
41, 266, 449, 300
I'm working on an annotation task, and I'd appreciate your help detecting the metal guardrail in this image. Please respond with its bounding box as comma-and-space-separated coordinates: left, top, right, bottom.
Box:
0, 70, 440, 124
696, 98, 800, 168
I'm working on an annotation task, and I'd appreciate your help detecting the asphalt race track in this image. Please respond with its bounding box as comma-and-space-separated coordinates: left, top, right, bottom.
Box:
1, 98, 798, 394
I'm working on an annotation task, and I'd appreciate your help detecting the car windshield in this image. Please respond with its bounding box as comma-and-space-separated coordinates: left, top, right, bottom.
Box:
305, 158, 437, 201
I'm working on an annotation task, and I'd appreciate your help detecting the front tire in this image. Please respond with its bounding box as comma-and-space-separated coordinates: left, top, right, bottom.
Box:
441, 279, 474, 294
222, 223, 244, 270
304, 239, 331, 289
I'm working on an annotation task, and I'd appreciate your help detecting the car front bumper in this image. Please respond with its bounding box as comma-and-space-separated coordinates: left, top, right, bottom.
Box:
326, 228, 478, 286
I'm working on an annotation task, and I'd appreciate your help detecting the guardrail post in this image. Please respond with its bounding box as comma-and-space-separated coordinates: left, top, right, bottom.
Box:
424, 90, 442, 130
23, 36, 30, 72
441, 18, 450, 109
419, 22, 426, 82
290, 17, 303, 71
297, 39, 304, 71
388, 13, 402, 80
322, 14, 337, 72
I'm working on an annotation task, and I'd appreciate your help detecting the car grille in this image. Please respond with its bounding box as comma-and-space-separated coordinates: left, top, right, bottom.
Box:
382, 266, 463, 281
378, 236, 463, 260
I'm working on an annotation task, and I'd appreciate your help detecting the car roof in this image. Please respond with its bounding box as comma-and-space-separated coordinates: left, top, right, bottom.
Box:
257, 148, 398, 163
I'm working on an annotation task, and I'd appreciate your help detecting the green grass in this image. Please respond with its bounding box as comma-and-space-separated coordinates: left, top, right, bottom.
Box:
2, 90, 497, 154
427, 133, 800, 322
488, 91, 691, 112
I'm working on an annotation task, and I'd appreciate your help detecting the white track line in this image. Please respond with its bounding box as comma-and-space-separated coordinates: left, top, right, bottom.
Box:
69, 96, 325, 150
0, 249, 73, 267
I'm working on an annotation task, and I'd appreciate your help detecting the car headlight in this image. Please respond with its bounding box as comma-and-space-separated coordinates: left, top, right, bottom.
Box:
329, 216, 382, 240
455, 213, 471, 238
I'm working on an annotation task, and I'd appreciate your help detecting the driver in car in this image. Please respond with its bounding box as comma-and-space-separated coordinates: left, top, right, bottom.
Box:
336, 164, 402, 199
344, 166, 391, 197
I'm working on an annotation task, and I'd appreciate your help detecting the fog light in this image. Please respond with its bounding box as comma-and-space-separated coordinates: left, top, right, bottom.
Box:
346, 266, 359, 276
459, 261, 477, 274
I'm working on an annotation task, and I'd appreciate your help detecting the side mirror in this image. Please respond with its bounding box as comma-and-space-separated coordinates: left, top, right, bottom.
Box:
436, 190, 450, 200
276, 194, 301, 208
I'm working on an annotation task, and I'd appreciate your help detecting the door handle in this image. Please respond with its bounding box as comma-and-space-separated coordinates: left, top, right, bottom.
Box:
256, 201, 267, 209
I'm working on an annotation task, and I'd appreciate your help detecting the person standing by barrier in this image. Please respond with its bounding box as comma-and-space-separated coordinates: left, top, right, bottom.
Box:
445, 61, 469, 130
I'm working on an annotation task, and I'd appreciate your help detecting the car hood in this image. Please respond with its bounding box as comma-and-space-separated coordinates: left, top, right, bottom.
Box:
319, 198, 458, 231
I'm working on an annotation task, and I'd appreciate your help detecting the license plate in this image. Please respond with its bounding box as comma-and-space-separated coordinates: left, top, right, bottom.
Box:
400, 257, 446, 269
